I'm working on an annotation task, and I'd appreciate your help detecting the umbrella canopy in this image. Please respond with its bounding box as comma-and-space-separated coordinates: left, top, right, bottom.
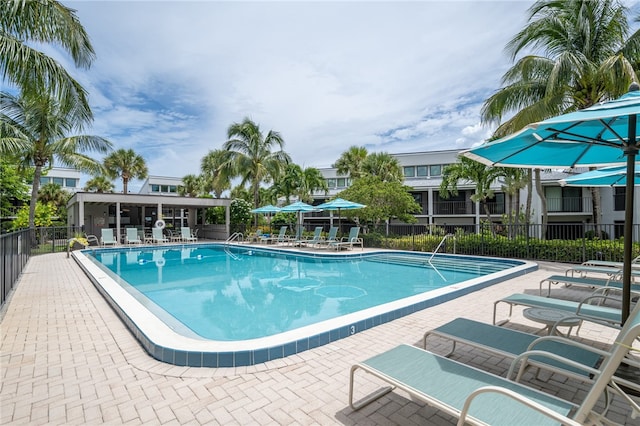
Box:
279, 201, 318, 230
316, 198, 365, 233
250, 204, 281, 214
560, 164, 640, 187
463, 86, 640, 322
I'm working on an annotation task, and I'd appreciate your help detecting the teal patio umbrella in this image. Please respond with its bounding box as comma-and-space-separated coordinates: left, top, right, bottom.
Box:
560, 164, 640, 187
280, 201, 318, 232
250, 205, 281, 232
316, 198, 365, 234
463, 85, 640, 322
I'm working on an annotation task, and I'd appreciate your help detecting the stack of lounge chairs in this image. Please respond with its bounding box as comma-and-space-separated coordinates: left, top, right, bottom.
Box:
349, 260, 640, 424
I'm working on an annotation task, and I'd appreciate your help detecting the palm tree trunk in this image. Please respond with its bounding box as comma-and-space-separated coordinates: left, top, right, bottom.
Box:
525, 169, 532, 226
590, 187, 602, 236
534, 168, 547, 240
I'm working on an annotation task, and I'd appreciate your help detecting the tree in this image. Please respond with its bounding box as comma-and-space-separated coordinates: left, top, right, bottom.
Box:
481, 0, 640, 230
0, 0, 95, 136
273, 164, 328, 204
362, 152, 404, 183
38, 182, 70, 209
178, 174, 203, 197
103, 148, 148, 194
0, 91, 112, 231
440, 157, 505, 228
338, 175, 421, 227
0, 159, 29, 218
333, 146, 368, 179
84, 176, 114, 193
223, 117, 291, 208
200, 149, 232, 198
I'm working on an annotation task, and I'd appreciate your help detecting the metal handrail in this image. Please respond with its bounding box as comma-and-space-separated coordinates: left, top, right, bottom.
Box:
429, 233, 455, 262
226, 232, 243, 243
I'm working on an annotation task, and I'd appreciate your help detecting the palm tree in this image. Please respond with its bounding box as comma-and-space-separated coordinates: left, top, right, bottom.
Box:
274, 164, 328, 204
481, 0, 640, 230
0, 91, 112, 230
362, 152, 404, 183
0, 0, 95, 134
103, 149, 148, 194
333, 146, 368, 179
440, 157, 505, 230
84, 176, 114, 193
482, 0, 639, 137
223, 117, 291, 208
38, 182, 70, 208
200, 149, 232, 198
178, 174, 203, 197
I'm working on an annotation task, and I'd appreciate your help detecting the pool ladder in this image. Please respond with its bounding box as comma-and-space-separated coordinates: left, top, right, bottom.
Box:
226, 232, 243, 243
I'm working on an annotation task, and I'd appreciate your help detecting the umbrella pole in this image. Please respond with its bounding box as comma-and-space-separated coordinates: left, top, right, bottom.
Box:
621, 114, 638, 323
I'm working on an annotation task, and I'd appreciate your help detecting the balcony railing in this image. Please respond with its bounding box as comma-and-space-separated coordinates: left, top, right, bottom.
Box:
546, 197, 592, 213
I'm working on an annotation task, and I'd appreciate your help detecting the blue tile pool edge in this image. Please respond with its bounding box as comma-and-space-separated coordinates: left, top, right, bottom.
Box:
72, 247, 537, 368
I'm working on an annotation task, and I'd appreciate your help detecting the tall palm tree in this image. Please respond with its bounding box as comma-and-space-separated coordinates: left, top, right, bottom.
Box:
103, 149, 148, 194
178, 174, 203, 197
0, 91, 112, 230
440, 157, 505, 229
482, 0, 640, 137
333, 146, 368, 179
362, 152, 404, 183
223, 117, 291, 208
38, 182, 70, 207
84, 176, 114, 193
0, 0, 95, 135
200, 149, 232, 198
481, 0, 640, 230
274, 164, 328, 204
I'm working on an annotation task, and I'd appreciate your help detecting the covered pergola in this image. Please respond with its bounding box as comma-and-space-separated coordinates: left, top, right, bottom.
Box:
67, 192, 232, 241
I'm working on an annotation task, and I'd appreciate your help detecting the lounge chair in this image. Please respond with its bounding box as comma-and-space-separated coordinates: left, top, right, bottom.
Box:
125, 228, 142, 244
302, 227, 324, 247
100, 228, 118, 246
262, 226, 289, 244
312, 226, 338, 249
423, 317, 602, 382
85, 234, 100, 246
151, 227, 169, 244
539, 274, 640, 297
493, 292, 625, 328
582, 255, 640, 269
329, 226, 363, 251
566, 264, 640, 280
180, 227, 198, 242
349, 302, 640, 425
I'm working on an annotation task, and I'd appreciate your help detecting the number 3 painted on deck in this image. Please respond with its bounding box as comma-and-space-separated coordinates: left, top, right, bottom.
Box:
350, 325, 356, 335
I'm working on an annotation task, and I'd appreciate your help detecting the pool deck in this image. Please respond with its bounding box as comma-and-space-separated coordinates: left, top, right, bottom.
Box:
1, 249, 636, 424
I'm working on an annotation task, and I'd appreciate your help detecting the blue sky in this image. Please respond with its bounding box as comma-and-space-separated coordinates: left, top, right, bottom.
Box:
37, 1, 624, 190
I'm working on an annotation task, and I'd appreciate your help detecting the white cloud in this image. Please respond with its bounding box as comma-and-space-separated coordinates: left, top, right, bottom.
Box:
63, 0, 533, 178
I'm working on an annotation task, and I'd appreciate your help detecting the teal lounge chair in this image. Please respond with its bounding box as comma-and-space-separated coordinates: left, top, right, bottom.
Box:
313, 226, 338, 249
294, 226, 323, 247
125, 228, 142, 244
493, 292, 625, 328
151, 227, 169, 244
101, 228, 118, 246
350, 302, 640, 425
423, 318, 602, 382
329, 226, 363, 251
263, 226, 289, 244
540, 274, 640, 297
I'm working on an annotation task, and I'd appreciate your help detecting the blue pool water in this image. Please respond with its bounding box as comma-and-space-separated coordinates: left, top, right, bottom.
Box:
86, 245, 520, 341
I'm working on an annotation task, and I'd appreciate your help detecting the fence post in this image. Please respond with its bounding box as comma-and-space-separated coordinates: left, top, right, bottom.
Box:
581, 221, 587, 263
411, 224, 415, 251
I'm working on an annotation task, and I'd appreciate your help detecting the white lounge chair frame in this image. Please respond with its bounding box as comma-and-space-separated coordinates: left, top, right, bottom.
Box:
151, 227, 169, 244
180, 227, 197, 242
125, 228, 142, 244
329, 227, 363, 251
100, 228, 118, 246
540, 274, 640, 297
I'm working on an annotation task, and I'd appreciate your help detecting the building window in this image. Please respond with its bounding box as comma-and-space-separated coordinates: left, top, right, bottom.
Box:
65, 178, 77, 187
336, 178, 347, 188
326, 178, 336, 188
169, 185, 177, 193
430, 165, 442, 176
416, 166, 428, 177
40, 177, 50, 185
52, 177, 64, 186
614, 187, 625, 211
404, 166, 415, 178
151, 184, 160, 192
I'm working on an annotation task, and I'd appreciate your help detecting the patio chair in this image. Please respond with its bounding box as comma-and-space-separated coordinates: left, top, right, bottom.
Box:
151, 227, 169, 244
423, 317, 602, 382
180, 227, 198, 242
349, 302, 640, 425
302, 227, 324, 247
100, 228, 118, 246
539, 274, 640, 297
125, 228, 142, 244
312, 226, 338, 249
581, 255, 640, 270
329, 226, 363, 251
85, 234, 100, 246
262, 226, 289, 244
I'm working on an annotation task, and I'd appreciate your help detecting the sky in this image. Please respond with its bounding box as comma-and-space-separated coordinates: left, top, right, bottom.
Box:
34, 0, 629, 191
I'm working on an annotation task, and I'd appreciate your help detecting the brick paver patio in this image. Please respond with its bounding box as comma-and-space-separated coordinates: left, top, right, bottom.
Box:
1, 252, 636, 424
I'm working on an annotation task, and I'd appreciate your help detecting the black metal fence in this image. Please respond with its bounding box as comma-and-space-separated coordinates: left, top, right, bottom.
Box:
1, 229, 31, 308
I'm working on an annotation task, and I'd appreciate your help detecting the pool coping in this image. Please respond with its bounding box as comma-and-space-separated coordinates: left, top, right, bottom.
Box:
72, 244, 537, 367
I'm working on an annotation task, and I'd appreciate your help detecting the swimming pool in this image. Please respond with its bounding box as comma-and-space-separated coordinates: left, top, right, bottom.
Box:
74, 244, 536, 367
